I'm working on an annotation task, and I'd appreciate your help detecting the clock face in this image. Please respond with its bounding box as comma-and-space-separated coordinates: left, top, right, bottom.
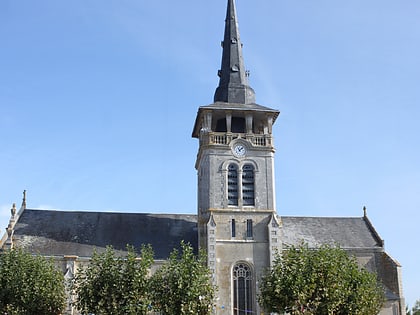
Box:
234, 144, 246, 157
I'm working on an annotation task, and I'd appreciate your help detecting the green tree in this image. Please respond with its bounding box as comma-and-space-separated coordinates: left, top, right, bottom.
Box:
73, 244, 154, 315
149, 241, 215, 315
407, 306, 411, 315
259, 243, 385, 315
412, 299, 420, 315
0, 248, 66, 315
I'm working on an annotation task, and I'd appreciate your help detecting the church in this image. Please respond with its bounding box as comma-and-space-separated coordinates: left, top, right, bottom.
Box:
1, 0, 404, 314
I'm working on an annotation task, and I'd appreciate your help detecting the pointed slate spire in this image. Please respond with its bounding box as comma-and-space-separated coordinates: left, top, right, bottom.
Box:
214, 0, 256, 104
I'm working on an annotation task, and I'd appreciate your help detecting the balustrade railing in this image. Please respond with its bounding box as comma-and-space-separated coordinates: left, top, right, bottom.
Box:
200, 132, 272, 147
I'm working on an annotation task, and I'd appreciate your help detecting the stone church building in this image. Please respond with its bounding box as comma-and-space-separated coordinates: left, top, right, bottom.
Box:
1, 0, 404, 314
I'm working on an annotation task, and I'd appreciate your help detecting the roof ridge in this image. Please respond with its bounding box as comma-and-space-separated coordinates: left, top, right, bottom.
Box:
281, 215, 364, 219
25, 208, 197, 216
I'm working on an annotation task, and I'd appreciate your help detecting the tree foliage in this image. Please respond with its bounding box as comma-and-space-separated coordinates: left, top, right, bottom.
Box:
149, 241, 215, 315
73, 244, 154, 315
0, 248, 66, 315
411, 299, 420, 315
259, 243, 385, 315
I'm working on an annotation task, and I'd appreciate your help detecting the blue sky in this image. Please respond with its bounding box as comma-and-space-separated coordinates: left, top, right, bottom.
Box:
1, 0, 419, 307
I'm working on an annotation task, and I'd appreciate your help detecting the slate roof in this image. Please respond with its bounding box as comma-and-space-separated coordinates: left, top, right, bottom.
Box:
11, 209, 198, 259
281, 216, 384, 249
7, 208, 386, 259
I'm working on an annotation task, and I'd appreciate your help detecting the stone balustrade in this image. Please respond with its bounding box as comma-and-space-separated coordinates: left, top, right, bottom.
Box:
200, 132, 272, 147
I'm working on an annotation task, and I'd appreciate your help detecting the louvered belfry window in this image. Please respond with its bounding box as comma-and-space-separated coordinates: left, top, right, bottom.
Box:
228, 164, 239, 206
242, 164, 255, 206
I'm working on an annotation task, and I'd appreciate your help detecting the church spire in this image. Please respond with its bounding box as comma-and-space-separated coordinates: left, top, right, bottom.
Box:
214, 0, 256, 104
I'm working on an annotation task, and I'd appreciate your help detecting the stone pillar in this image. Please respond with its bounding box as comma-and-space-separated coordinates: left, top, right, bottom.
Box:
226, 111, 232, 133
246, 113, 253, 134
266, 115, 273, 135
203, 111, 213, 131
207, 216, 217, 285
268, 214, 281, 267
64, 255, 79, 315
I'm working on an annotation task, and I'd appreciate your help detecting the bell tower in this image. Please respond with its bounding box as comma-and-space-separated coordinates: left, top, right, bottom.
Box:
192, 0, 280, 313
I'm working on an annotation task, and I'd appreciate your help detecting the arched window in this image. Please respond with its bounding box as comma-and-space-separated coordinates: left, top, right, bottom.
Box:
233, 263, 253, 315
242, 164, 255, 206
228, 164, 239, 206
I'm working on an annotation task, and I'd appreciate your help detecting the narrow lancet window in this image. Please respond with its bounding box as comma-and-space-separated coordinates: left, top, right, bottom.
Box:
228, 164, 239, 206
246, 219, 253, 238
231, 219, 236, 237
242, 164, 255, 206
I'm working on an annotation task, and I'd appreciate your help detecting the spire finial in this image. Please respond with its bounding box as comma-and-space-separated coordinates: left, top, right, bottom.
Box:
214, 0, 256, 104
11, 203, 16, 217
363, 206, 367, 217
22, 190, 27, 209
